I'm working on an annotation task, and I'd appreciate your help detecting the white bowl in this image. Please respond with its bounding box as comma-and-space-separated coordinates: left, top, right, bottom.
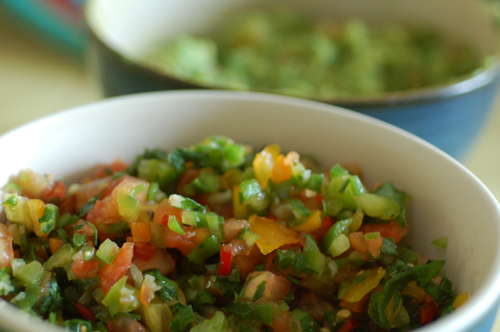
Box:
0, 91, 499, 332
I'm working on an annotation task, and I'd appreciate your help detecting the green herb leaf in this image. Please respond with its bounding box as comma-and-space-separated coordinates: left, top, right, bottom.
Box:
252, 281, 266, 302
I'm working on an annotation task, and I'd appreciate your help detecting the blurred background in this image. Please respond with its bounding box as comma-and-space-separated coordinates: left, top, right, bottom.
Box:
0, 0, 500, 329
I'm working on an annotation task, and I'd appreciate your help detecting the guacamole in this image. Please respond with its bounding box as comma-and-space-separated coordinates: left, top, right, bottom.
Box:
144, 10, 482, 99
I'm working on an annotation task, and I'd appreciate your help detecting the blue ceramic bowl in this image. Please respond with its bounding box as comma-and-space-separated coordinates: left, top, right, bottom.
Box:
3, 0, 86, 56
85, 0, 500, 160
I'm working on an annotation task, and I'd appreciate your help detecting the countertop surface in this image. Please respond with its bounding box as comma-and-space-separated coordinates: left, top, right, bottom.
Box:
1, 13, 500, 332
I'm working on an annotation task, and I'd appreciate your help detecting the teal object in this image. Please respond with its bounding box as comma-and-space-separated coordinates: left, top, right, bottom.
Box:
3, 0, 86, 57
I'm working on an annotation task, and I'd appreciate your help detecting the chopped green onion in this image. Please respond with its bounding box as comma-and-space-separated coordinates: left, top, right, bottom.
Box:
13, 261, 44, 287
300, 235, 326, 274
72, 233, 87, 247
168, 216, 185, 235
252, 281, 267, 301
187, 234, 220, 264
63, 319, 93, 332
241, 229, 260, 247
39, 204, 58, 234
96, 239, 119, 264
239, 179, 269, 212
191, 171, 220, 193
78, 197, 98, 219
44, 244, 74, 270
82, 246, 95, 261
0, 267, 14, 296
206, 213, 222, 237
169, 194, 206, 212
147, 182, 160, 201
101, 276, 139, 315
364, 232, 381, 240
355, 193, 400, 220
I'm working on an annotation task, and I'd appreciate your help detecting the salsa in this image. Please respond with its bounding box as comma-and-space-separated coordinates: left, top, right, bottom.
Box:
0, 136, 466, 331
144, 10, 483, 99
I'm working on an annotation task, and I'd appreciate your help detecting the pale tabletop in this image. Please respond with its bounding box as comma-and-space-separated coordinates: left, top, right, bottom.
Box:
1, 13, 499, 332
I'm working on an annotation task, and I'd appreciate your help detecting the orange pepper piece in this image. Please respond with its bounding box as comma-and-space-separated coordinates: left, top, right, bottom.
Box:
249, 215, 301, 255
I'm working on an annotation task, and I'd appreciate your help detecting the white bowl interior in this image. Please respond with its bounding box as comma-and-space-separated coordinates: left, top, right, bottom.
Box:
0, 91, 499, 332
87, 0, 499, 60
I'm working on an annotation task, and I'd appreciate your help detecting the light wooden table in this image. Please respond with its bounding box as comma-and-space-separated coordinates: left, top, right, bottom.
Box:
1, 13, 499, 332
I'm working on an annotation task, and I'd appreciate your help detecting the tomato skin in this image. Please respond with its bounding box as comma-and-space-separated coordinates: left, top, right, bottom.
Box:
71, 258, 99, 279
42, 181, 67, 203
311, 216, 333, 241
100, 242, 134, 293
176, 169, 200, 194
338, 318, 358, 332
420, 300, 439, 325
74, 302, 96, 321
218, 244, 233, 276
134, 242, 156, 260
133, 247, 175, 276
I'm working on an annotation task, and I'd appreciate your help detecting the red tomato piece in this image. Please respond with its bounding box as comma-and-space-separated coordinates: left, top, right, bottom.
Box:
218, 244, 233, 276
74, 302, 96, 321
100, 242, 134, 293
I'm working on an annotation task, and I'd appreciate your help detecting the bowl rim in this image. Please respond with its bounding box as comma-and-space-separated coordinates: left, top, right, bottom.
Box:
0, 90, 500, 332
84, 0, 500, 108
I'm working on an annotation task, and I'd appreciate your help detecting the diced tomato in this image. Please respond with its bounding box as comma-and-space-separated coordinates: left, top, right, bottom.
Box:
163, 228, 197, 255
100, 242, 134, 293
108, 317, 147, 332
218, 244, 234, 276
271, 311, 292, 332
59, 194, 77, 215
340, 294, 369, 313
92, 159, 128, 179
299, 191, 323, 210
72, 220, 97, 246
72, 258, 99, 279
134, 242, 157, 260
243, 271, 290, 303
338, 318, 358, 332
223, 219, 249, 242
0, 224, 14, 268
361, 221, 408, 243
74, 302, 96, 321
133, 248, 175, 275
420, 300, 439, 325
154, 200, 183, 226
43, 181, 67, 202
311, 216, 333, 241
176, 169, 200, 194
131, 222, 151, 242
365, 235, 383, 258
349, 232, 368, 253
233, 244, 265, 278
86, 198, 119, 225
49, 238, 64, 254
209, 202, 234, 219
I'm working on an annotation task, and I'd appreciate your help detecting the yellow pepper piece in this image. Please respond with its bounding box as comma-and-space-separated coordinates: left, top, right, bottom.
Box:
401, 281, 427, 302
232, 186, 248, 218
249, 215, 301, 255
342, 267, 386, 303
293, 210, 322, 232
253, 144, 280, 190
453, 292, 470, 309
271, 155, 293, 183
28, 199, 47, 237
